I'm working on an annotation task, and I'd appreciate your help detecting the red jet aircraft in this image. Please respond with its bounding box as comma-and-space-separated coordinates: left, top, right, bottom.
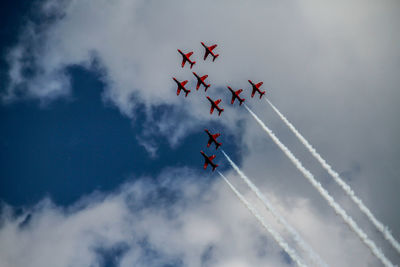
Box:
227, 86, 245, 106
200, 150, 219, 171
201, 42, 219, 62
206, 96, 224, 116
177, 49, 196, 69
193, 72, 211, 91
172, 77, 191, 97
248, 80, 265, 99
204, 129, 222, 150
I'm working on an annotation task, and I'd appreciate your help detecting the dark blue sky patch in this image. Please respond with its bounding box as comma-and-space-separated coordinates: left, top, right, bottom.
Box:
135, 237, 184, 267
0, 65, 243, 207
95, 242, 130, 267
0, 0, 41, 55
200, 244, 215, 266
0, 0, 35, 90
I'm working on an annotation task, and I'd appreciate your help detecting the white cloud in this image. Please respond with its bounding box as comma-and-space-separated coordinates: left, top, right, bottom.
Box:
0, 168, 380, 266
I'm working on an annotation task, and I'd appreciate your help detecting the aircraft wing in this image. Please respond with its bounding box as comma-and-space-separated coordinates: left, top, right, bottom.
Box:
213, 133, 220, 138
181, 59, 186, 68
256, 82, 263, 88
201, 75, 208, 81
186, 51, 193, 57
209, 44, 217, 50
207, 138, 212, 147
251, 89, 256, 98
181, 80, 188, 86
177, 88, 181, 95
231, 96, 235, 104
210, 155, 216, 161
215, 99, 221, 105
203, 161, 209, 169
204, 50, 210, 60
210, 106, 215, 114
237, 89, 243, 94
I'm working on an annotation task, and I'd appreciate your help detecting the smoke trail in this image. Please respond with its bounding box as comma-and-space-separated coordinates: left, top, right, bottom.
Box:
244, 104, 394, 267
218, 171, 307, 267
265, 98, 400, 255
221, 150, 328, 267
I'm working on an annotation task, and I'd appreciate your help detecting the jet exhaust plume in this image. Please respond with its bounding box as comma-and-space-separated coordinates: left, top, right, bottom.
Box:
218, 171, 307, 267
221, 150, 328, 267
265, 98, 400, 255
243, 104, 394, 267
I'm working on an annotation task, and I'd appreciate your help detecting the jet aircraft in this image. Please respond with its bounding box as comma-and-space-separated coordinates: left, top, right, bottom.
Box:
178, 49, 196, 69
204, 129, 222, 150
206, 96, 224, 116
200, 150, 219, 171
227, 86, 245, 105
201, 42, 219, 62
193, 72, 211, 91
173, 77, 191, 97
248, 80, 265, 98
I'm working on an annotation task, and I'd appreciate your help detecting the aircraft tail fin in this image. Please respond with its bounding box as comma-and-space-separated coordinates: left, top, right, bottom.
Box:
260, 91, 265, 99
212, 164, 219, 171
218, 109, 224, 116
190, 61, 196, 69
185, 90, 191, 97
205, 84, 210, 92
216, 142, 222, 150
239, 98, 245, 105
213, 54, 219, 62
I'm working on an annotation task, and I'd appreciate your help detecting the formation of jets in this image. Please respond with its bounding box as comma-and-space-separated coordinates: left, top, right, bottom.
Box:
173, 42, 267, 171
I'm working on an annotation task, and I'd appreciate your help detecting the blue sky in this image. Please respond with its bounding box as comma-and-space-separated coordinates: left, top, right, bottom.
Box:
0, 0, 399, 266
0, 63, 240, 206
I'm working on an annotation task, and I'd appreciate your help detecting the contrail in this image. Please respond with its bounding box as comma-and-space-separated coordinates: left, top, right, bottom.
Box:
265, 98, 400, 255
218, 171, 307, 267
244, 104, 394, 267
221, 150, 328, 267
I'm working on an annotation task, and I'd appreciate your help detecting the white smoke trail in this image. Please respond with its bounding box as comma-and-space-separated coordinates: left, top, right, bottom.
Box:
265, 98, 400, 255
221, 150, 328, 267
244, 104, 394, 267
218, 171, 307, 267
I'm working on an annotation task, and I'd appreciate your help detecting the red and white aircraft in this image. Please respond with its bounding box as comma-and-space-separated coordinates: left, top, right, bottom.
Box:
177, 49, 196, 69
201, 42, 219, 62
193, 72, 210, 91
206, 96, 224, 116
248, 80, 265, 99
200, 150, 218, 171
205, 129, 222, 150
227, 86, 245, 106
172, 77, 190, 97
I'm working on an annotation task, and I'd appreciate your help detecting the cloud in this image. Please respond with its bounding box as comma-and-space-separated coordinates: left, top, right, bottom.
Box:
0, 168, 380, 267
